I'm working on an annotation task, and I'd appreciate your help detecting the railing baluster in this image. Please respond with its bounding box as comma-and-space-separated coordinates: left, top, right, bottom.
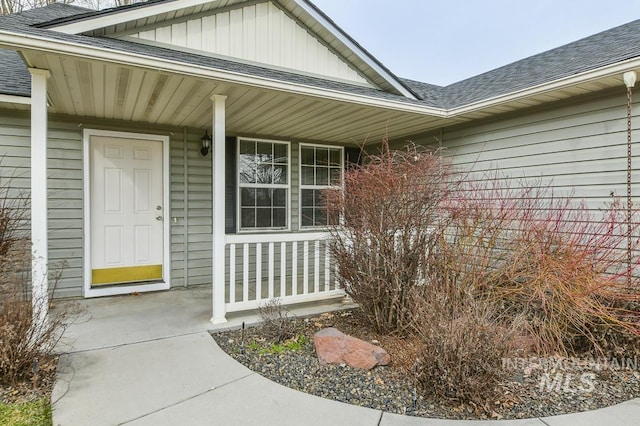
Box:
256, 243, 262, 302
268, 242, 274, 299
314, 240, 320, 294
243, 243, 249, 302
303, 241, 309, 294
292, 241, 298, 296
280, 241, 286, 298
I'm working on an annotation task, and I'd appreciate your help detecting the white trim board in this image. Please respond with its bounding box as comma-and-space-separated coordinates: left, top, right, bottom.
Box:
82, 128, 171, 298
48, 0, 217, 34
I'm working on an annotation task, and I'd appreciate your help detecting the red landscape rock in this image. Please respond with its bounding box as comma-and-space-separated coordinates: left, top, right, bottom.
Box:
313, 327, 390, 370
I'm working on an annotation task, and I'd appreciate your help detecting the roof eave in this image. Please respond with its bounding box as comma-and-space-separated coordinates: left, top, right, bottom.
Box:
0, 29, 442, 116
447, 59, 636, 116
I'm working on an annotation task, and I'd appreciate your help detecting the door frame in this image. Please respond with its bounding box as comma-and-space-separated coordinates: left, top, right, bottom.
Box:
83, 129, 171, 298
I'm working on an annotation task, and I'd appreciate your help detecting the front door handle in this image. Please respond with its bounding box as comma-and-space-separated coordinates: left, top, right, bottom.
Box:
156, 216, 163, 221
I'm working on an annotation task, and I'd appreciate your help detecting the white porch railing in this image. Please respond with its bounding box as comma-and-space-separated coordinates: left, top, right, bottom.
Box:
223, 232, 344, 315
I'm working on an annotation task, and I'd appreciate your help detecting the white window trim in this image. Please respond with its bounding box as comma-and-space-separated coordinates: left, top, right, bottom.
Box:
299, 143, 345, 230
237, 136, 291, 233
82, 129, 171, 298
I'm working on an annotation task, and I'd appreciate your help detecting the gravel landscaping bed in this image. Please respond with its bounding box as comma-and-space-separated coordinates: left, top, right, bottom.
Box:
211, 309, 640, 421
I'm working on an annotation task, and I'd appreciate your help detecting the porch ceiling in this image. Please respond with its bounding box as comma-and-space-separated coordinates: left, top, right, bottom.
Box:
21, 50, 456, 144
18, 49, 630, 144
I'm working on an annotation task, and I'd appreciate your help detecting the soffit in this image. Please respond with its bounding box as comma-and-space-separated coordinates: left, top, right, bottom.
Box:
20, 50, 455, 144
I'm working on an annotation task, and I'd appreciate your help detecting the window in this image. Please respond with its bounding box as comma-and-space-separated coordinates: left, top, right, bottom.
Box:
238, 138, 289, 230
300, 144, 343, 228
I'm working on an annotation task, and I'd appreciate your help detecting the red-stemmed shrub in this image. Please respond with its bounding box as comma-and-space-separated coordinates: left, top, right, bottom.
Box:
326, 142, 640, 405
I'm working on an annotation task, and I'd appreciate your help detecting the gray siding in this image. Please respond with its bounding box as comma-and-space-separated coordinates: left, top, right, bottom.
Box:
0, 106, 349, 299
411, 91, 639, 211
0, 110, 213, 298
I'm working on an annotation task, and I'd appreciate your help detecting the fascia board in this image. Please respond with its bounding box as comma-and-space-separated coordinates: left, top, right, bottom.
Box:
46, 0, 216, 34
0, 94, 30, 104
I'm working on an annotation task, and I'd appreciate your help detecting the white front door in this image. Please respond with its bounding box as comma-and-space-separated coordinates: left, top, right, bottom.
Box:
89, 135, 165, 287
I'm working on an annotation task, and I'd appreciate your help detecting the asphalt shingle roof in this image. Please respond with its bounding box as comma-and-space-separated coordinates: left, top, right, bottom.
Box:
0, 49, 30, 96
2, 3, 640, 110
442, 19, 640, 108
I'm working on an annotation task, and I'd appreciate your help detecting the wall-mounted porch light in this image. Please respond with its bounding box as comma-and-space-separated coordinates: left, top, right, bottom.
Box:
200, 130, 212, 156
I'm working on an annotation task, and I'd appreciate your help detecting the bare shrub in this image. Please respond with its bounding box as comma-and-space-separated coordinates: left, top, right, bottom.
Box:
411, 284, 523, 407
430, 176, 640, 355
257, 299, 298, 343
0, 172, 77, 386
325, 141, 458, 334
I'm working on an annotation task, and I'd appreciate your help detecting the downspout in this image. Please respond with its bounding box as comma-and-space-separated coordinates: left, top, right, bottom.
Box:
624, 71, 636, 287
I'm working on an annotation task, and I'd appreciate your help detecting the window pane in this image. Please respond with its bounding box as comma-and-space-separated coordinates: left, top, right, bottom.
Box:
330, 167, 341, 184
240, 140, 255, 155
239, 155, 256, 183
256, 208, 272, 227
238, 139, 290, 230
316, 167, 329, 186
315, 207, 327, 226
301, 166, 314, 185
273, 189, 287, 207
301, 208, 314, 227
256, 188, 272, 207
301, 146, 314, 165
256, 164, 273, 184
273, 165, 287, 184
314, 189, 323, 207
241, 208, 255, 228
256, 142, 272, 162
316, 148, 329, 166
301, 189, 314, 207
273, 208, 286, 227
330, 149, 341, 166
273, 144, 287, 164
241, 188, 256, 207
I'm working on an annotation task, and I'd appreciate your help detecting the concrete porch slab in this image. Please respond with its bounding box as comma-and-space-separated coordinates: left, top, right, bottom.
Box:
56, 286, 213, 353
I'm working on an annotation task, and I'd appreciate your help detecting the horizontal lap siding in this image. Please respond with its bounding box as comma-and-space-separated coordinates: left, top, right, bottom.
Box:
183, 128, 212, 286
0, 113, 84, 299
412, 93, 638, 210
0, 110, 213, 298
48, 125, 84, 298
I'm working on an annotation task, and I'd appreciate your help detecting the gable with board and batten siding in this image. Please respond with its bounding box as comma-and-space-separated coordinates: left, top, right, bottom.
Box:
116, 1, 373, 88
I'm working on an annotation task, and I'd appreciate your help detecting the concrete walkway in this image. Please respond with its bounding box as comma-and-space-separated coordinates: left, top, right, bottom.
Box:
52, 287, 640, 426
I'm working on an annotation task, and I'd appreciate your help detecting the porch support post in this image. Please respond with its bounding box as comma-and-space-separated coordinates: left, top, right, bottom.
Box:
29, 68, 50, 330
211, 94, 228, 324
